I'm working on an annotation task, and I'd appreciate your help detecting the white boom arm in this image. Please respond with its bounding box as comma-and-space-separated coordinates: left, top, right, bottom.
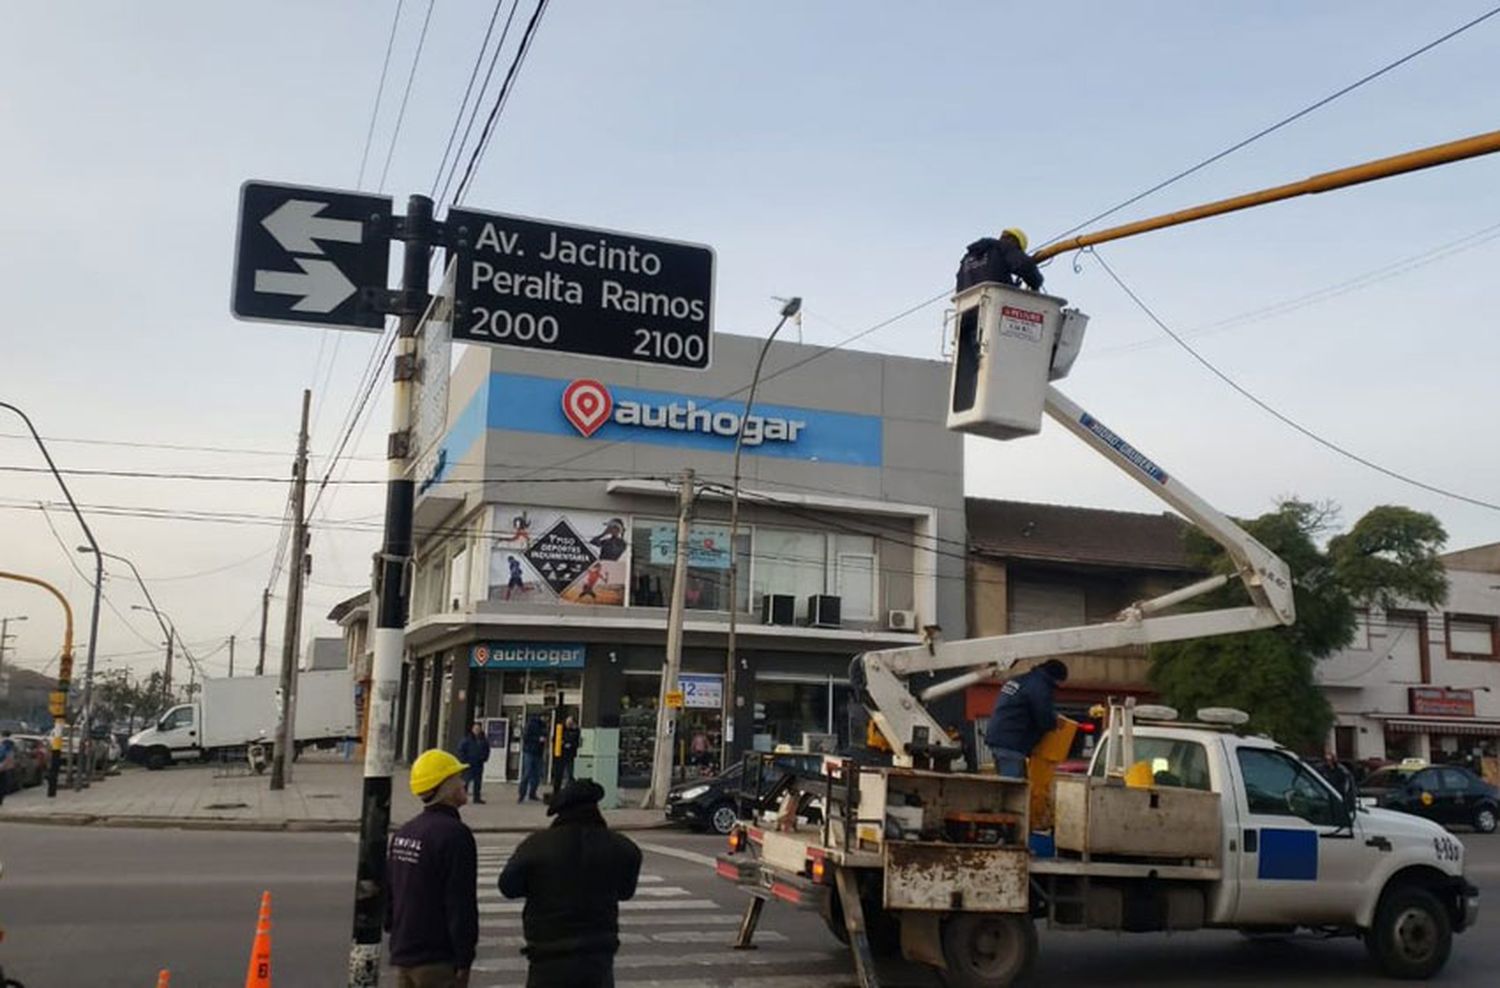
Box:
854, 385, 1295, 765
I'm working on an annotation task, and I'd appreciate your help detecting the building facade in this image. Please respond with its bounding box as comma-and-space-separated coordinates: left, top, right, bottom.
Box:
393, 333, 965, 788
1318, 546, 1500, 776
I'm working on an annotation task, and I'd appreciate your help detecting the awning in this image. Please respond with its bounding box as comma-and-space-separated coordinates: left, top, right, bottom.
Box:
1382, 718, 1500, 737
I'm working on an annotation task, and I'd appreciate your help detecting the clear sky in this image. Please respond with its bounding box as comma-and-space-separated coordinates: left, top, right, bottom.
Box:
2, 2, 1498, 686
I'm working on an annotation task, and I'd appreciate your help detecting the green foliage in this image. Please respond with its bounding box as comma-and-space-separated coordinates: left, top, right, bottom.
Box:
1329, 506, 1448, 610
93, 670, 171, 727
1150, 499, 1447, 751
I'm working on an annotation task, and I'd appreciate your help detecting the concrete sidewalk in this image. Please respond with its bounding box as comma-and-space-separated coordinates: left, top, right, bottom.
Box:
0, 753, 671, 833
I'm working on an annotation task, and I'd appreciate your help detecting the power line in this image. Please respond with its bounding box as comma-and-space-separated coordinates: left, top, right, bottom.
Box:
1087, 248, 1500, 513
430, 0, 511, 200
1040, 5, 1500, 247
377, 0, 437, 193
35, 502, 161, 649
0, 431, 380, 461
1092, 218, 1500, 359
436, 0, 523, 208
355, 0, 407, 190
451, 0, 551, 206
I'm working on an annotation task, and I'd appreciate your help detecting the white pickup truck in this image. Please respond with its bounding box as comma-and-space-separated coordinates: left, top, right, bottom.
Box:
718, 721, 1480, 987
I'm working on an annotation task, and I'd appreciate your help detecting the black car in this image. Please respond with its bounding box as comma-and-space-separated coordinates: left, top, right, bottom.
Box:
666, 754, 828, 835
1360, 763, 1499, 834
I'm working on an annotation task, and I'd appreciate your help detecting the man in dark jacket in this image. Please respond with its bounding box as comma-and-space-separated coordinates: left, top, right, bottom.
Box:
557, 715, 581, 787
984, 659, 1068, 778
457, 722, 489, 804
499, 779, 643, 987
518, 714, 547, 802
955, 227, 1045, 293
386, 749, 478, 988
1315, 747, 1356, 806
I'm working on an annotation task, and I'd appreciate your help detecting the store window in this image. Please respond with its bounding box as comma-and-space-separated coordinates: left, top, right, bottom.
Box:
630, 520, 748, 611
618, 672, 660, 785
753, 674, 852, 750
752, 528, 827, 619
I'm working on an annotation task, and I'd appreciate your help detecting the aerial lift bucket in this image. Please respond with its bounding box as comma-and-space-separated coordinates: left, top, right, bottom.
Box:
947, 283, 1089, 440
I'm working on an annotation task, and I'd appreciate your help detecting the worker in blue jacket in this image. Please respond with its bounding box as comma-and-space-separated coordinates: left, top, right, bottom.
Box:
984, 659, 1068, 778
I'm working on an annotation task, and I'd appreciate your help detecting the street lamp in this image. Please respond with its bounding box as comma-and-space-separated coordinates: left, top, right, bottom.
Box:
722, 296, 802, 769
84, 548, 174, 698
130, 603, 178, 701
2, 400, 104, 792
0, 613, 27, 683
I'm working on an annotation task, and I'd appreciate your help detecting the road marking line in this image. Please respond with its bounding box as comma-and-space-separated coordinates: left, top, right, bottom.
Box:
635, 840, 718, 868
478, 898, 718, 915
477, 913, 743, 934
476, 929, 785, 949
472, 950, 838, 973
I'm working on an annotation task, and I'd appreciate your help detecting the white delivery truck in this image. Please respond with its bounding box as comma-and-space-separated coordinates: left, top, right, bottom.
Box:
127, 671, 357, 770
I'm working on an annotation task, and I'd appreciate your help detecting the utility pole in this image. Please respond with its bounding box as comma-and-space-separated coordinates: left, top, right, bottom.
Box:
642, 469, 695, 810
228, 635, 236, 678
270, 389, 311, 792
349, 194, 433, 988
256, 588, 269, 676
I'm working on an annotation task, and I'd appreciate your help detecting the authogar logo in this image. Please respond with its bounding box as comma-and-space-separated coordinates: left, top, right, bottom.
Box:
561, 379, 613, 437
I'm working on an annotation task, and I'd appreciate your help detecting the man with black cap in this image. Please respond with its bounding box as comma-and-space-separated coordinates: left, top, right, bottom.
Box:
984, 659, 1068, 779
499, 779, 643, 987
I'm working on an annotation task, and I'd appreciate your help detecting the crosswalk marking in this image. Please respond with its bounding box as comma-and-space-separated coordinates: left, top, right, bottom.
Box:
467, 839, 842, 986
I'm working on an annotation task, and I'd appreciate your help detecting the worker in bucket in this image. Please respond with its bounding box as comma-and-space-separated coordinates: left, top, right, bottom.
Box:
984, 659, 1068, 778
955, 227, 1045, 292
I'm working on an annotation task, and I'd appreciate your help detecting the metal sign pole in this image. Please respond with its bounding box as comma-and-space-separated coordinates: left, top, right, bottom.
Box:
348, 194, 433, 987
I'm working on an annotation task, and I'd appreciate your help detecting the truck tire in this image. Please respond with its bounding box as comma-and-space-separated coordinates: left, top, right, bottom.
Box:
1365, 885, 1452, 980
939, 913, 1037, 988
145, 748, 169, 771
1473, 803, 1497, 835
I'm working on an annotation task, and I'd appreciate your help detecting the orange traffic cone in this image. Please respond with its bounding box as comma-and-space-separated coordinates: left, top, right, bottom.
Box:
155, 971, 171, 988
244, 890, 272, 988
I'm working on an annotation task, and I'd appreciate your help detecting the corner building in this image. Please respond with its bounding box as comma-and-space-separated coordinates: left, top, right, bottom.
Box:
395, 333, 965, 792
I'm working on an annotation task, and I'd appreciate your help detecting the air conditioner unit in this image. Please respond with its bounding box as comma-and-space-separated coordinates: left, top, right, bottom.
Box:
761, 594, 796, 626
807, 594, 842, 628
887, 609, 917, 632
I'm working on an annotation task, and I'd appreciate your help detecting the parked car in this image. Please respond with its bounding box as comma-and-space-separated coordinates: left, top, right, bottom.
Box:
10, 735, 51, 788
1359, 762, 1499, 834
667, 753, 828, 835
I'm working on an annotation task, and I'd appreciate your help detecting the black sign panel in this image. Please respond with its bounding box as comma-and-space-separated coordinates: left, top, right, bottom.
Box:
232, 181, 392, 331
525, 520, 594, 594
446, 209, 714, 369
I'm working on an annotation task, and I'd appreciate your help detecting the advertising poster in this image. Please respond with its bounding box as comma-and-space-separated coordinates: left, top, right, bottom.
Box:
488, 507, 630, 606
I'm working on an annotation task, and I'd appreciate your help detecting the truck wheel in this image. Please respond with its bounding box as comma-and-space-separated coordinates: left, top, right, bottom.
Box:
940, 913, 1037, 988
820, 875, 901, 956
1473, 804, 1497, 834
1365, 885, 1452, 980
145, 748, 169, 771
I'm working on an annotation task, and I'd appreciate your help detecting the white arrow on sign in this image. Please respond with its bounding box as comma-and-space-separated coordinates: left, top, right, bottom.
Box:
253, 258, 357, 313
261, 199, 364, 255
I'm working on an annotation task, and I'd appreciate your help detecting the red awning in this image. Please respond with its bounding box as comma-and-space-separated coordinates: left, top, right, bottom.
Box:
1383, 718, 1500, 737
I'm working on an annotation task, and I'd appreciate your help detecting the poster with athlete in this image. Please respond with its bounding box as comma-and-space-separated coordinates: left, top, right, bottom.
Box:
487, 507, 630, 606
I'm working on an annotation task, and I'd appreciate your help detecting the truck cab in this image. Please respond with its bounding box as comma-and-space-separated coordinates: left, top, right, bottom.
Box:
127, 703, 200, 770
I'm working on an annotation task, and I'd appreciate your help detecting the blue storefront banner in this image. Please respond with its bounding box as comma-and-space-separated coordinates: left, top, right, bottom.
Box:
485, 371, 883, 466
470, 642, 587, 670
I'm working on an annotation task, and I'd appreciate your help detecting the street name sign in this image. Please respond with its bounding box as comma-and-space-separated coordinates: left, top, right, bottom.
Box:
445, 209, 714, 369
232, 181, 392, 331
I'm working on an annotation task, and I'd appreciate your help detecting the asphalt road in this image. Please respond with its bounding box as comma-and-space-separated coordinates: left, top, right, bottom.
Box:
1, 823, 1497, 987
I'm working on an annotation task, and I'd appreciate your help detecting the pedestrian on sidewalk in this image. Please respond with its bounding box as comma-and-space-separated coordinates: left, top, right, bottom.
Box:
558, 715, 581, 787
498, 779, 642, 988
0, 731, 16, 803
386, 749, 478, 988
518, 714, 546, 802
457, 722, 488, 804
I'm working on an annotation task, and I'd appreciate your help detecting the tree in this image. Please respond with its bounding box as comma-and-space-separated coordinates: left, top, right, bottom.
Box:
93, 669, 171, 731
1148, 500, 1447, 752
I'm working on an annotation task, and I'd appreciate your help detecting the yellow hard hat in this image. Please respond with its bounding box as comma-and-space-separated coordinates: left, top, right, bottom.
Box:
1001, 228, 1029, 251
410, 749, 466, 797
